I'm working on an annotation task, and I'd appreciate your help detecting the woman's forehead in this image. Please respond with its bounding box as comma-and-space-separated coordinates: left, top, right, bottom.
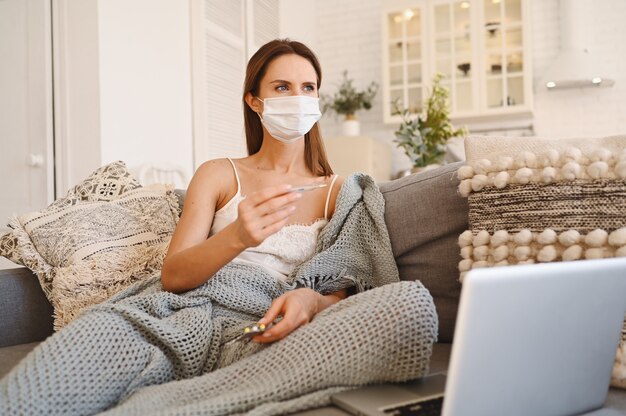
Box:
262, 54, 317, 84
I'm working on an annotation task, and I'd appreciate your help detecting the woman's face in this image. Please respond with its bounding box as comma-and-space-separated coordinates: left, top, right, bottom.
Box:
254, 54, 318, 105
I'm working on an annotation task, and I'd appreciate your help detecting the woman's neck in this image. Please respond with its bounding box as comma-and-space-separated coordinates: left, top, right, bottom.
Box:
251, 135, 310, 175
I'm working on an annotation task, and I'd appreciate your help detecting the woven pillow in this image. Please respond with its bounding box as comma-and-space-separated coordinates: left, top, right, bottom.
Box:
0, 161, 180, 329
456, 135, 626, 388
0, 161, 142, 279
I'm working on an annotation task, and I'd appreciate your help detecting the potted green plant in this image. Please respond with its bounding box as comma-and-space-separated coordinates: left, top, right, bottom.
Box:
392, 73, 467, 172
321, 70, 378, 136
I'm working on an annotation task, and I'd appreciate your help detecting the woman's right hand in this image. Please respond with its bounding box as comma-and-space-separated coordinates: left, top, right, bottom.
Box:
232, 184, 301, 248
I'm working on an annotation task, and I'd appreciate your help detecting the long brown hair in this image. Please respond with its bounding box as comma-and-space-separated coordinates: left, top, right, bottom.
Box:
243, 39, 333, 177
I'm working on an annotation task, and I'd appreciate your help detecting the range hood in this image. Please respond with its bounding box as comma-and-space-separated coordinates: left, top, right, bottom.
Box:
542, 0, 614, 91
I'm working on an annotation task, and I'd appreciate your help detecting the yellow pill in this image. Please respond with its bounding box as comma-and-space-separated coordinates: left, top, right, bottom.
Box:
259, 324, 266, 330
244, 328, 250, 333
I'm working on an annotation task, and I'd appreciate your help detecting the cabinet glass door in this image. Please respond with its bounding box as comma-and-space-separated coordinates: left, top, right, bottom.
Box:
433, 1, 474, 114
383, 0, 530, 124
385, 7, 424, 118
484, 0, 524, 109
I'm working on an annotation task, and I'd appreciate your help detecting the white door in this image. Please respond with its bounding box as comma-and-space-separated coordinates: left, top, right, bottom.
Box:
0, 0, 54, 233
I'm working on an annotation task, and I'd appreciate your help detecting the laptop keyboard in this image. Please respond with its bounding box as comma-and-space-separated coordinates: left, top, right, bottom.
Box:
381, 396, 444, 416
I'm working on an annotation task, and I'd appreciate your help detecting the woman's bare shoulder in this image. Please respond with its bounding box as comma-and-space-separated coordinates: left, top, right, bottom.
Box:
332, 174, 345, 188
185, 158, 235, 206
195, 158, 234, 178
327, 175, 345, 219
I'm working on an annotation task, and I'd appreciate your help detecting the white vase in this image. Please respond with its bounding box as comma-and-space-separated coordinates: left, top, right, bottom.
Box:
341, 119, 360, 136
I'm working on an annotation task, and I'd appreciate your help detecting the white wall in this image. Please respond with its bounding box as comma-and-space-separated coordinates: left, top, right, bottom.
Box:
278, 0, 318, 50
281, 0, 626, 176
532, 0, 626, 138
97, 0, 193, 186
53, 0, 193, 193
53, 0, 102, 193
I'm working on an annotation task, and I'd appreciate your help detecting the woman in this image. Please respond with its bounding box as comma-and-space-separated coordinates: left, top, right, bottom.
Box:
160, 39, 347, 343
1, 39, 437, 416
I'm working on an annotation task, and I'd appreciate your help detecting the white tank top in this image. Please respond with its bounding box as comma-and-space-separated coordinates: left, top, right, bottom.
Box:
209, 158, 339, 281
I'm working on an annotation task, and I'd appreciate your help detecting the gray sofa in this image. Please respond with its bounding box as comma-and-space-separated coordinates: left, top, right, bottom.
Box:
1, 162, 625, 415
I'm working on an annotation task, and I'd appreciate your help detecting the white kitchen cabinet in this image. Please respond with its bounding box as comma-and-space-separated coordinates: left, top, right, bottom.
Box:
383, 0, 533, 124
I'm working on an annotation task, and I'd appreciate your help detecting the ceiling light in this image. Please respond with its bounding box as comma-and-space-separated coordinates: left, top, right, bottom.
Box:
460, 2, 470, 9
393, 15, 403, 23
404, 9, 414, 20
545, 78, 615, 90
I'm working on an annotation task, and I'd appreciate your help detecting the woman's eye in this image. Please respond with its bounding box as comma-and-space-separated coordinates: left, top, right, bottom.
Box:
303, 85, 316, 92
276, 85, 288, 92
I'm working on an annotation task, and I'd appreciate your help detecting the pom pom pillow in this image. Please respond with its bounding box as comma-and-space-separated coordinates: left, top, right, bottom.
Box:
456, 135, 626, 388
0, 161, 180, 329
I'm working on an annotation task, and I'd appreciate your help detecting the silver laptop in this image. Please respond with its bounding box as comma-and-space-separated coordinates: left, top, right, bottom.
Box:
332, 257, 626, 416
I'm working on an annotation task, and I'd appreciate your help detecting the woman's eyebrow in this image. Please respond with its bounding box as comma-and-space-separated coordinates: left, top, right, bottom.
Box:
269, 79, 317, 85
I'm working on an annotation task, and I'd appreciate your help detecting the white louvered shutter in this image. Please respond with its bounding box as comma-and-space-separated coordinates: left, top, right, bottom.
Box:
191, 0, 280, 167
249, 0, 280, 55
193, 0, 246, 164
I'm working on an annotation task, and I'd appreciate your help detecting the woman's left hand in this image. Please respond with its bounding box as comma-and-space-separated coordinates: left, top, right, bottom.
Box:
253, 288, 321, 343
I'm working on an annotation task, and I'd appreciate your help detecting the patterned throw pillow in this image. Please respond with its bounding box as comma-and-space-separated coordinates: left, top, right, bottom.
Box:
456, 135, 626, 388
0, 161, 180, 329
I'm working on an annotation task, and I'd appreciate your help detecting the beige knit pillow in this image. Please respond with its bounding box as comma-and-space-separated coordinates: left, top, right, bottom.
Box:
0, 160, 143, 283
0, 161, 179, 329
457, 135, 626, 388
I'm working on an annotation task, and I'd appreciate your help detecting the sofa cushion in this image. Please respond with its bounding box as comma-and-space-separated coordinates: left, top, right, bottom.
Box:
0, 268, 53, 347
0, 161, 142, 285
0, 161, 180, 330
380, 162, 468, 343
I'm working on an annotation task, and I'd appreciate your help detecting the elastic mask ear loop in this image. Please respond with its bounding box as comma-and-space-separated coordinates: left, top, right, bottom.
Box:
254, 96, 264, 121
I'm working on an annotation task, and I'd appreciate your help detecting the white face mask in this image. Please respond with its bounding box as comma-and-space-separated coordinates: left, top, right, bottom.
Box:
255, 96, 322, 144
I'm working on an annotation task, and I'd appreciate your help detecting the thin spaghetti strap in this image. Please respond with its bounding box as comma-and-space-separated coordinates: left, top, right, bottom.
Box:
225, 158, 241, 195
324, 174, 340, 220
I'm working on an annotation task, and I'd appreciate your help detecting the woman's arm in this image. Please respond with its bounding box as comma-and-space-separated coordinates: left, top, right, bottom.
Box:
161, 160, 241, 293
161, 160, 301, 293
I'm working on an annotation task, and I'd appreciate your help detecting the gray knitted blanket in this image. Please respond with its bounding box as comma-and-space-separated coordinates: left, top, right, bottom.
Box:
0, 173, 438, 416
